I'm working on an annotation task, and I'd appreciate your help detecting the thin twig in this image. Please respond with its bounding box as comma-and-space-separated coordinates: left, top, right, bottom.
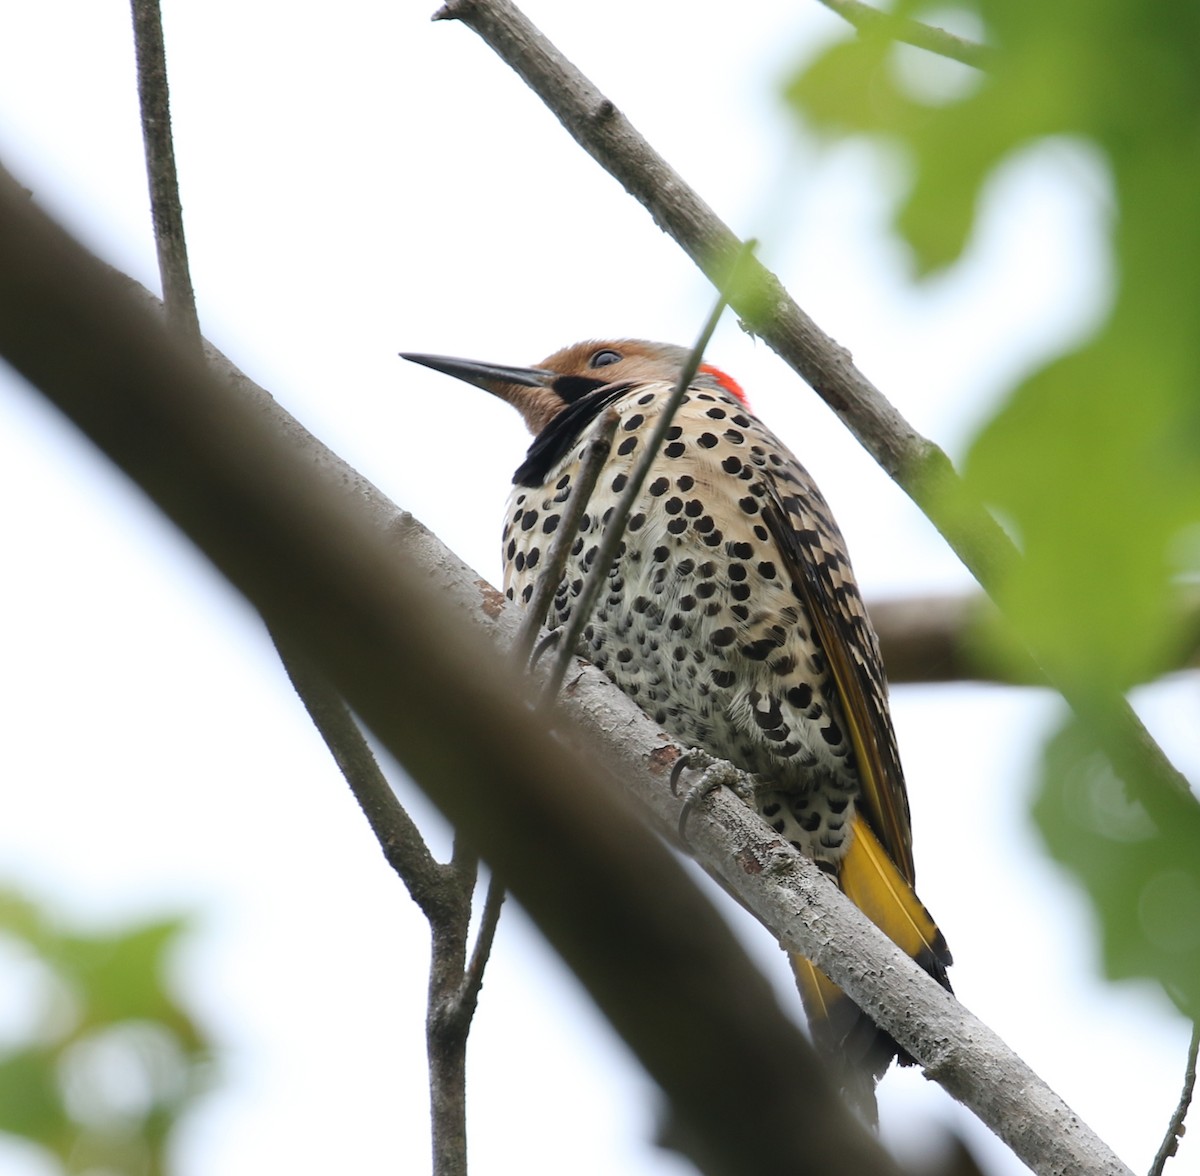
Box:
541, 242, 756, 702
515, 408, 621, 664
130, 0, 460, 919
1150, 1023, 1199, 1176
454, 873, 506, 1022
276, 635, 453, 915
815, 0, 995, 70
126, 20, 486, 1173
129, 0, 200, 346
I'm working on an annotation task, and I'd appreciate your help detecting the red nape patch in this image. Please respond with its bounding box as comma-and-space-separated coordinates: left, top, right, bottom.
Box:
698, 363, 749, 407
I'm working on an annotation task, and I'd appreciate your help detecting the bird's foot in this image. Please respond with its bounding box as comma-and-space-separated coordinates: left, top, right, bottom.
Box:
669, 750, 745, 844
529, 629, 561, 670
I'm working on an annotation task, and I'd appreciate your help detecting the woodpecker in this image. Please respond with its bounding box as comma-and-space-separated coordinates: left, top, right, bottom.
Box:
402, 339, 951, 1110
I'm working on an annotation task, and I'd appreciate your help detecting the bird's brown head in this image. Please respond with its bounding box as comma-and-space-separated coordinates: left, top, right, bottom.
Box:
401, 339, 747, 435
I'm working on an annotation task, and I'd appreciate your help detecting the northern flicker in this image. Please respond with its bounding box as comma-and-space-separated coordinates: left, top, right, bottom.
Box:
402, 339, 952, 1107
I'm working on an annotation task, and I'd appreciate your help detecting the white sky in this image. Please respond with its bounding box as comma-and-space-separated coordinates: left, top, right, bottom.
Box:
0, 2, 1194, 1175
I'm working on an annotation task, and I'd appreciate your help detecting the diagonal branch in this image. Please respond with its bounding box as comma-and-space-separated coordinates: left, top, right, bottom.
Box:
451, 873, 506, 1028
430, 0, 1197, 862
0, 168, 1132, 1174
0, 163, 903, 1176
274, 635, 452, 915
814, 0, 995, 70
1150, 1023, 1199, 1176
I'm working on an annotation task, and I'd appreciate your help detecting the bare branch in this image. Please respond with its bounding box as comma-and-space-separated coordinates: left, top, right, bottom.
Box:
129, 0, 200, 345
868, 592, 1037, 685
453, 873, 506, 1025
127, 28, 492, 1169
1150, 1023, 1199, 1176
431, 0, 1197, 877
0, 166, 1139, 1172
871, 589, 1199, 685
814, 0, 995, 70
426, 837, 474, 1176
0, 165, 907, 1176
275, 635, 452, 914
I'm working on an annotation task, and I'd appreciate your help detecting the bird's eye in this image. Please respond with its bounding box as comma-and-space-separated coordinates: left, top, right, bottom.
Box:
589, 349, 622, 368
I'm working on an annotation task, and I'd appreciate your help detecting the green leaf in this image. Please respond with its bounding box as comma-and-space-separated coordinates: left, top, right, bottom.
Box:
783, 0, 1200, 1011
1036, 719, 1200, 1017
0, 1048, 72, 1155
60, 917, 203, 1049
0, 890, 212, 1173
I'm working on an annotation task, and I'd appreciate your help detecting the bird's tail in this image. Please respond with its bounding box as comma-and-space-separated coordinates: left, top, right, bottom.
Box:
791, 815, 952, 1119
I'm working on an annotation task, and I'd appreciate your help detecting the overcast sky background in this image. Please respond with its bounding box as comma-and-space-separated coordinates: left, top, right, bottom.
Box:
0, 2, 1195, 1175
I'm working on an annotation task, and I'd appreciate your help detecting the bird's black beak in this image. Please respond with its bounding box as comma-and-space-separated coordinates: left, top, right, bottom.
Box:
400, 352, 558, 392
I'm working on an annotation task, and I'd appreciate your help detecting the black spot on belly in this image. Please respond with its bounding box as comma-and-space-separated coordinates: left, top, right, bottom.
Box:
821, 721, 844, 746
743, 637, 782, 661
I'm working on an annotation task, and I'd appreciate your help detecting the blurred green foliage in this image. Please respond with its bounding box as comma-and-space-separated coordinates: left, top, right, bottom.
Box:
785, 0, 1200, 1018
0, 890, 211, 1174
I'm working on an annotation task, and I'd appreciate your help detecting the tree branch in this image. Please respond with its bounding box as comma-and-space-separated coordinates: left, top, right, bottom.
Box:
126, 23, 493, 1170
129, 0, 200, 346
1150, 1023, 1199, 1176
869, 590, 1199, 685
813, 0, 995, 70
0, 168, 1133, 1175
274, 635, 452, 914
430, 0, 1198, 880
452, 873, 506, 1028
0, 163, 905, 1176
868, 592, 1033, 685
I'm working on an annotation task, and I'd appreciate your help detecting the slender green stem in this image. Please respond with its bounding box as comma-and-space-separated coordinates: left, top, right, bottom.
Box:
515, 409, 621, 665
541, 243, 757, 703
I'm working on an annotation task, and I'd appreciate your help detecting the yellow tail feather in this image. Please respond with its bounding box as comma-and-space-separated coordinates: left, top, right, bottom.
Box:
790, 954, 841, 1022
789, 815, 952, 1103
839, 815, 948, 969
